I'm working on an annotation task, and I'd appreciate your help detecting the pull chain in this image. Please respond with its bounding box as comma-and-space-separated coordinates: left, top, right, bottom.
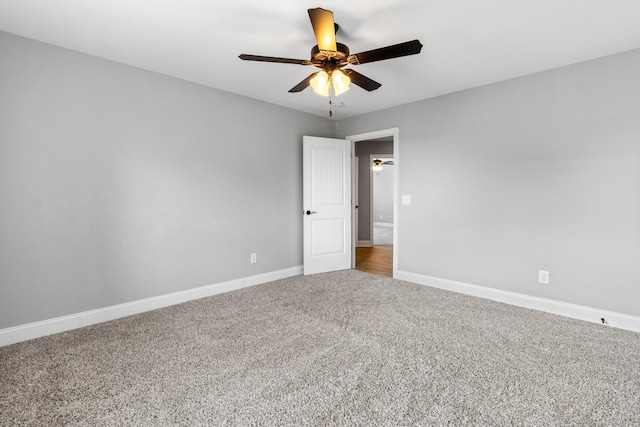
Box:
329, 85, 333, 117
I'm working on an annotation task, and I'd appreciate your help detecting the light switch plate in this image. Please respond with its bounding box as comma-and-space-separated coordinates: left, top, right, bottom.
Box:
401, 195, 411, 205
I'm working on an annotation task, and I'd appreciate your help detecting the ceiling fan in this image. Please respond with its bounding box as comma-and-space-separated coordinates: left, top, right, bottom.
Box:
239, 8, 423, 115
372, 158, 393, 171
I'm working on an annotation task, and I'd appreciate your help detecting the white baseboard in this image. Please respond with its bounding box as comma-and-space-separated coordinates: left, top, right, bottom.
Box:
0, 266, 303, 347
395, 270, 640, 333
357, 240, 373, 247
373, 222, 393, 228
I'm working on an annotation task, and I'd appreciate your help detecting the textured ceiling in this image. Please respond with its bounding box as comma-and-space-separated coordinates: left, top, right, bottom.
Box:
2, 0, 640, 119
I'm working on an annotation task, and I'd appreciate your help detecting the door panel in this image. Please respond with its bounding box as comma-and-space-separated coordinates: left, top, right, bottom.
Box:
311, 219, 345, 255
311, 147, 344, 205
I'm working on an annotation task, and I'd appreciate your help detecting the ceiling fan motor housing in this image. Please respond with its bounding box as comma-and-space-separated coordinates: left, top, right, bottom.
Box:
311, 43, 350, 69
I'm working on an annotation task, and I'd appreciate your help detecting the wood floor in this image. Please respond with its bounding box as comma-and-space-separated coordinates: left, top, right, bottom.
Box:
355, 245, 393, 277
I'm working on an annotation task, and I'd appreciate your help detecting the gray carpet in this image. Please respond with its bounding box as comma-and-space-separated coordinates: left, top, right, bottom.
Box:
1, 270, 639, 426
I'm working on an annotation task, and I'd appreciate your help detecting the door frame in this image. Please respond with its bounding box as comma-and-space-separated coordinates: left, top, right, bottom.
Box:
351, 153, 358, 267
346, 128, 399, 277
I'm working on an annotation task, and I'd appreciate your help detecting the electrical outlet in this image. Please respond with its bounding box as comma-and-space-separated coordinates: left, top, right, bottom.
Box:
538, 270, 549, 284
250, 253, 257, 264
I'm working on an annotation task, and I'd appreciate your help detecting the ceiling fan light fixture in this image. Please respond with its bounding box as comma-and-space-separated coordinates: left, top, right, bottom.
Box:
310, 71, 330, 96
372, 159, 383, 171
332, 69, 350, 96
310, 69, 351, 97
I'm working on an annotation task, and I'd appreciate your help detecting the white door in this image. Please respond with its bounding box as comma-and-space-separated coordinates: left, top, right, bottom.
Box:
303, 136, 352, 275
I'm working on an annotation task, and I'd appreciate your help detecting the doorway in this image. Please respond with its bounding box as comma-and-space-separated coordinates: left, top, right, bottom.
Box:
347, 128, 399, 277
371, 154, 394, 246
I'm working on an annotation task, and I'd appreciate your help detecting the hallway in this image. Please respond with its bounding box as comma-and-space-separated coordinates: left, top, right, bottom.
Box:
355, 246, 393, 277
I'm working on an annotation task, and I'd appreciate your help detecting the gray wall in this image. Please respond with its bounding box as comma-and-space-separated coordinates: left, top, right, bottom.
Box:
354, 140, 393, 241
0, 32, 333, 329
337, 49, 640, 317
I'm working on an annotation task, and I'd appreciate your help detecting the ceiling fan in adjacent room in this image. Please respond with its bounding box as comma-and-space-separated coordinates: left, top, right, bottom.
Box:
239, 7, 423, 116
372, 158, 394, 171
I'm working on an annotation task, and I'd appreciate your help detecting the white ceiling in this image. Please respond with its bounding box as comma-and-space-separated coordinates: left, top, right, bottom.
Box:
2, 1, 640, 119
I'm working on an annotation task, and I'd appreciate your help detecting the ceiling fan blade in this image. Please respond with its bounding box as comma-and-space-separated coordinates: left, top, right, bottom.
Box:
239, 54, 309, 65
308, 8, 337, 52
289, 73, 318, 93
342, 69, 381, 92
350, 39, 423, 65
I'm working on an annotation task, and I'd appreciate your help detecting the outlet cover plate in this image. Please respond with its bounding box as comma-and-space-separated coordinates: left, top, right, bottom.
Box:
538, 270, 549, 284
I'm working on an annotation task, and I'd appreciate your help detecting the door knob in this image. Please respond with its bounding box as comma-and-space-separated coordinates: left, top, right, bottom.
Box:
305, 210, 317, 215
